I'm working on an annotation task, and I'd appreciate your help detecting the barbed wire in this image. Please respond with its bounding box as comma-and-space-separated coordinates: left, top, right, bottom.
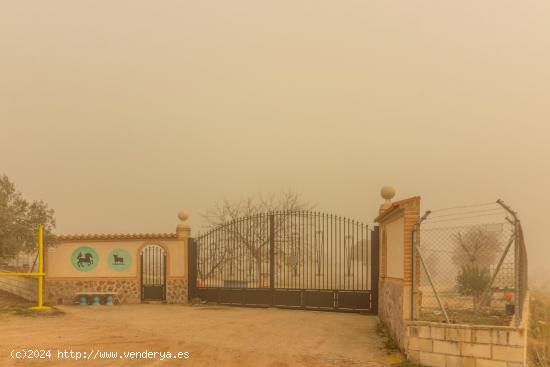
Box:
423, 213, 508, 225
429, 201, 498, 212
427, 208, 505, 220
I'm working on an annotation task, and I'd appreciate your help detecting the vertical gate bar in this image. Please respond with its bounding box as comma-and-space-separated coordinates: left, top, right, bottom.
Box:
270, 213, 275, 304
206, 233, 209, 287
239, 219, 243, 288
300, 213, 308, 288
367, 225, 370, 290
308, 211, 311, 289
345, 218, 348, 289
283, 211, 286, 289
330, 214, 336, 289
292, 211, 296, 289
323, 213, 326, 289
189, 238, 196, 301
371, 226, 380, 313
361, 224, 364, 290
353, 222, 361, 290
331, 215, 334, 290
159, 246, 161, 287
326, 213, 329, 290
337, 216, 340, 289
163, 251, 167, 301
308, 212, 311, 289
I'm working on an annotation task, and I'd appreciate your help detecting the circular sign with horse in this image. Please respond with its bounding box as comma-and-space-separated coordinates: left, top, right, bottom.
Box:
108, 248, 131, 272
71, 246, 99, 272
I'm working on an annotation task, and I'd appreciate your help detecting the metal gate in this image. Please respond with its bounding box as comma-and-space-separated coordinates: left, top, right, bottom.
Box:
141, 245, 166, 301
188, 211, 379, 313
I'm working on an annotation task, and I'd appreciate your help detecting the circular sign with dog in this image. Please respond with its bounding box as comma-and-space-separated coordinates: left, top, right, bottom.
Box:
71, 246, 99, 271
108, 248, 131, 271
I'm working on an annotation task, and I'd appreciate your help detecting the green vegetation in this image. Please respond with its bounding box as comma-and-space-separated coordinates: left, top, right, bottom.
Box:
529, 290, 550, 367
391, 361, 423, 367
0, 290, 63, 317
456, 265, 492, 309
0, 174, 56, 258
376, 321, 400, 354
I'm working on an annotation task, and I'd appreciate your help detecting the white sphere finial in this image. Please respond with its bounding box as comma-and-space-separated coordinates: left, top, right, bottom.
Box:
381, 186, 396, 201
178, 210, 189, 222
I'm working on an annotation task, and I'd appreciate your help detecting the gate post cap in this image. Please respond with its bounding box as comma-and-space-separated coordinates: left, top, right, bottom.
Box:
380, 186, 396, 213
176, 210, 190, 237
381, 186, 396, 200
178, 210, 189, 222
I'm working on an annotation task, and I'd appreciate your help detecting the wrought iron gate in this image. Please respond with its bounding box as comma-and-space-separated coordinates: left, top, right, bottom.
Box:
188, 211, 379, 313
141, 245, 166, 301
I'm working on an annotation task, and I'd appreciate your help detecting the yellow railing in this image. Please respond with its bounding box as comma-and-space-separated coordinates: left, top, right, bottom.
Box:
0, 224, 50, 310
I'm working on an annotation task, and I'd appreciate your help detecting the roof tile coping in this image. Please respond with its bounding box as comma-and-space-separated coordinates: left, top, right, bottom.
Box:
374, 196, 421, 223
54, 233, 178, 241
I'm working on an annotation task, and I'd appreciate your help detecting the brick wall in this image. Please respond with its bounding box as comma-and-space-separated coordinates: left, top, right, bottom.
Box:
406, 320, 528, 367
376, 196, 421, 350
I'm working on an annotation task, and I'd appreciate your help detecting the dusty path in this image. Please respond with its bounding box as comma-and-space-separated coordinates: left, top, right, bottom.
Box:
0, 304, 400, 367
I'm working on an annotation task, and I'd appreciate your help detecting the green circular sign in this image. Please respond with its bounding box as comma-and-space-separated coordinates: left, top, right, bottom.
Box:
71, 246, 99, 272
108, 248, 131, 271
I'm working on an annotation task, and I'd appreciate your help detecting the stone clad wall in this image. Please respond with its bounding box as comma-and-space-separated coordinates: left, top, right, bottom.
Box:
166, 277, 187, 304
46, 278, 140, 305
379, 278, 405, 347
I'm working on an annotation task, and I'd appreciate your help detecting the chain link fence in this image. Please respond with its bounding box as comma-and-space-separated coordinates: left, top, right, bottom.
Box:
0, 251, 39, 302
412, 201, 527, 326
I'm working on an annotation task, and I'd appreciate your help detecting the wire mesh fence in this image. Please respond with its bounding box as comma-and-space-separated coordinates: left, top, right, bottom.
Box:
0, 251, 39, 302
412, 201, 526, 326
0, 251, 38, 273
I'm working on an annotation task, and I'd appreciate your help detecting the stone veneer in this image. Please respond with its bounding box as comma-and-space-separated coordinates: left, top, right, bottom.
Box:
166, 277, 187, 304
46, 277, 188, 305
46, 279, 140, 305
379, 278, 405, 347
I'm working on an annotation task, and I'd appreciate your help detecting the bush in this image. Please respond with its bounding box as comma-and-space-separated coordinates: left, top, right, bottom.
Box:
456, 265, 491, 309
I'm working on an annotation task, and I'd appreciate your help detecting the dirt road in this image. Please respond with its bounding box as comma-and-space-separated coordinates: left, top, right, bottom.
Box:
0, 304, 401, 367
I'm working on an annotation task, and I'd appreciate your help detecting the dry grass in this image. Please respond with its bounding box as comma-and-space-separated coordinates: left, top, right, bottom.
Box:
529, 290, 550, 367
0, 289, 63, 317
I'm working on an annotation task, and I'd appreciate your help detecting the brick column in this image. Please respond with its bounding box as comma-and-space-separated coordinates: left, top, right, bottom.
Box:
375, 187, 420, 350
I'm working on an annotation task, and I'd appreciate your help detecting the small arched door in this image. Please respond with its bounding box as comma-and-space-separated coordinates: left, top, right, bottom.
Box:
140, 245, 166, 301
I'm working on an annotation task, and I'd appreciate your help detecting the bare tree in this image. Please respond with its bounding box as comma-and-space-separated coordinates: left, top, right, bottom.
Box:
198, 191, 314, 285
452, 228, 502, 268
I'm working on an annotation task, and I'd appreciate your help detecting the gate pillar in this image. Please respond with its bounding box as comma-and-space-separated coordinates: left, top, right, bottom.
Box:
166, 210, 190, 304
374, 188, 420, 351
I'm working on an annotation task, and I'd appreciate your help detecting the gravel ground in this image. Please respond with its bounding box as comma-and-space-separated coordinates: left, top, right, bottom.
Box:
0, 295, 402, 367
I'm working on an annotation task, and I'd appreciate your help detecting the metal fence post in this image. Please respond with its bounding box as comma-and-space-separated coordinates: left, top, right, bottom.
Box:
269, 213, 275, 305
412, 225, 417, 320
371, 226, 380, 314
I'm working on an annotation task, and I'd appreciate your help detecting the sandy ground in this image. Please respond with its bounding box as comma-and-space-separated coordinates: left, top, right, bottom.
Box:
0, 302, 401, 367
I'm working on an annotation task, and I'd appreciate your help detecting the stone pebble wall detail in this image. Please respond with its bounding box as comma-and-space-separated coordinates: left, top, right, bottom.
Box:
166, 277, 187, 304
406, 322, 527, 367
46, 279, 140, 305
379, 279, 405, 348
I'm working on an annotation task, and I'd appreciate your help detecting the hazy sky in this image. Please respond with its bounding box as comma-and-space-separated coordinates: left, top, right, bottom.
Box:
1, 2, 549, 274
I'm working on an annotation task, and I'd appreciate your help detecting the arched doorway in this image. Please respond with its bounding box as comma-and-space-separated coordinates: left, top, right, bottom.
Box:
140, 245, 166, 301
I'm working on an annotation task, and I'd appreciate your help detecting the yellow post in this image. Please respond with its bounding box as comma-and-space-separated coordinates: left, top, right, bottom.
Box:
30, 224, 50, 310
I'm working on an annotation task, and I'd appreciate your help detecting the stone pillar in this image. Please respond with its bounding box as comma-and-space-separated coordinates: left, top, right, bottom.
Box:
375, 186, 420, 350
166, 211, 191, 304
